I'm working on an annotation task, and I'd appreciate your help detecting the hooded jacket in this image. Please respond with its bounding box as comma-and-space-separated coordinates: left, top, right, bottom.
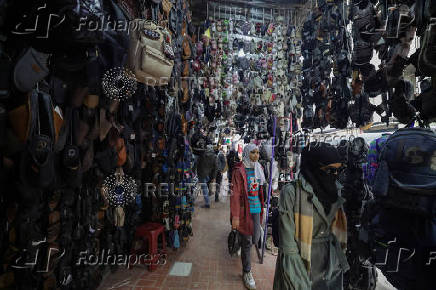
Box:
230, 161, 265, 236
273, 175, 349, 290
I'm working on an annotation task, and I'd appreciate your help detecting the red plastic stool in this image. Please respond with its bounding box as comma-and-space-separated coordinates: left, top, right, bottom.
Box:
130, 222, 166, 271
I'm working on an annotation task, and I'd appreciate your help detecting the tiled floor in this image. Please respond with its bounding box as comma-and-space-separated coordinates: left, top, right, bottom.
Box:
98, 182, 277, 290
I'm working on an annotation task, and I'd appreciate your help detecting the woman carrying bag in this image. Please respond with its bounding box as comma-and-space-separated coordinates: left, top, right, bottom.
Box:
230, 144, 266, 290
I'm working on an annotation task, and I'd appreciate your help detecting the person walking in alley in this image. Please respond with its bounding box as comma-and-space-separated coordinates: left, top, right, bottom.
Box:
197, 144, 217, 208
273, 142, 349, 290
215, 145, 227, 202
230, 144, 266, 290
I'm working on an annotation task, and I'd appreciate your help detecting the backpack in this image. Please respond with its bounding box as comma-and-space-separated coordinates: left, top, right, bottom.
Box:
373, 128, 436, 215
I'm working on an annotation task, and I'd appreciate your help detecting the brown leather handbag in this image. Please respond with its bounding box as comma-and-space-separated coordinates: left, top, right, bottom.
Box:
182, 60, 190, 77
116, 137, 127, 167
181, 80, 189, 103
117, 0, 137, 20
128, 20, 174, 86
84, 94, 99, 109
8, 92, 64, 144
182, 36, 192, 60
162, 0, 172, 18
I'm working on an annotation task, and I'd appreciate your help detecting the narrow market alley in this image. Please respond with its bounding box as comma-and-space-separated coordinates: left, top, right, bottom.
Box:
97, 178, 396, 290
98, 191, 277, 290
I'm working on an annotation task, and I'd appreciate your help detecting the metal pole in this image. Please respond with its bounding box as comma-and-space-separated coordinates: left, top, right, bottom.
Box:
260, 116, 277, 264
290, 112, 294, 180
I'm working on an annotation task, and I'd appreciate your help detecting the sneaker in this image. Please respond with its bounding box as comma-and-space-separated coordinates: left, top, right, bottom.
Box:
243, 271, 256, 290
200, 204, 210, 209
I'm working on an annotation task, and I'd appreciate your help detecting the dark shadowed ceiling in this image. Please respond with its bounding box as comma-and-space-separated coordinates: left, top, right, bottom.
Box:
191, 0, 310, 25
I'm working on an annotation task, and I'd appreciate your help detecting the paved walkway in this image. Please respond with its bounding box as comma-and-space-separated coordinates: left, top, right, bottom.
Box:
98, 178, 277, 290
97, 175, 396, 290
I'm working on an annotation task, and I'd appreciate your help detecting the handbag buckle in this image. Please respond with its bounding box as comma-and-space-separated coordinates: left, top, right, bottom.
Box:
163, 43, 175, 60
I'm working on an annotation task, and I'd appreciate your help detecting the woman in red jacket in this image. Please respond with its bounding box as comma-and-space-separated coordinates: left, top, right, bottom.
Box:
230, 144, 266, 290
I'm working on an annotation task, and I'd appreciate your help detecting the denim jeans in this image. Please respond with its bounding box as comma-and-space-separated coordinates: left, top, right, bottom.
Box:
199, 177, 210, 206
240, 213, 261, 273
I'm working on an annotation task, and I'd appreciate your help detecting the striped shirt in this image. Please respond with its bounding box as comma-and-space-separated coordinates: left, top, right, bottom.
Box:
246, 168, 261, 214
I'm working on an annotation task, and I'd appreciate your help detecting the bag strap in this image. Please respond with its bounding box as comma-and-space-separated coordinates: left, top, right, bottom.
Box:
152, 3, 159, 23
406, 114, 429, 128
64, 107, 74, 146
27, 90, 40, 140
86, 46, 100, 95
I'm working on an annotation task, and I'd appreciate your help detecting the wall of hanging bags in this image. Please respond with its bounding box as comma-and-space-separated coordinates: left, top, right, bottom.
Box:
190, 3, 305, 179
300, 0, 354, 130
0, 0, 197, 289
300, 0, 436, 131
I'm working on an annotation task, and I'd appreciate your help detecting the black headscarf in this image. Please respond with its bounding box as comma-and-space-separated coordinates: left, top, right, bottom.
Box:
300, 142, 342, 214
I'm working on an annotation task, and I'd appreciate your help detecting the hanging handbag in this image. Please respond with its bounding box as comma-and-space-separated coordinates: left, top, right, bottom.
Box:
13, 48, 49, 93
128, 20, 174, 86
117, 0, 138, 20
182, 36, 192, 60
182, 60, 190, 77
162, 0, 173, 19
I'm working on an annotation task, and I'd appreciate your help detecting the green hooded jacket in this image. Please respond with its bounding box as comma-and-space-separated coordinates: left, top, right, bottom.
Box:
273, 175, 350, 290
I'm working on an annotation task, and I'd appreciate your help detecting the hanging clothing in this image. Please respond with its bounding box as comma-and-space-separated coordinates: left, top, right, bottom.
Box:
273, 175, 349, 290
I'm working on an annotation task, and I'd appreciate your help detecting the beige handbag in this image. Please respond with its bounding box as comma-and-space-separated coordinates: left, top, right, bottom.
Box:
128, 20, 174, 86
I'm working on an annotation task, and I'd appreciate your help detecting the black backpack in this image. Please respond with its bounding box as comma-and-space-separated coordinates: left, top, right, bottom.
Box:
373, 127, 436, 215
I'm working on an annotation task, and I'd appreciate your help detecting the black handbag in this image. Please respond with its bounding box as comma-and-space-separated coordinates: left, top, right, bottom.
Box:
228, 230, 241, 256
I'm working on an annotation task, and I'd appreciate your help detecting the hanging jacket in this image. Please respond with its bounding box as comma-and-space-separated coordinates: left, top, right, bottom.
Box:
230, 162, 265, 236
364, 135, 389, 188
273, 175, 349, 290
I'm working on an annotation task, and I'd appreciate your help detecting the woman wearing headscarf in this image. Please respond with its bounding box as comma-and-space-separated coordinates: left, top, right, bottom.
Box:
230, 143, 266, 290
273, 142, 349, 290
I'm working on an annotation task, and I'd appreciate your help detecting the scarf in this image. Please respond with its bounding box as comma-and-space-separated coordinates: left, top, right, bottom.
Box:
294, 179, 348, 274
242, 143, 266, 185
293, 142, 347, 273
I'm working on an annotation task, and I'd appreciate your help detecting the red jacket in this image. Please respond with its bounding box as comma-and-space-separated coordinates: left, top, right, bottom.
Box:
230, 162, 265, 236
